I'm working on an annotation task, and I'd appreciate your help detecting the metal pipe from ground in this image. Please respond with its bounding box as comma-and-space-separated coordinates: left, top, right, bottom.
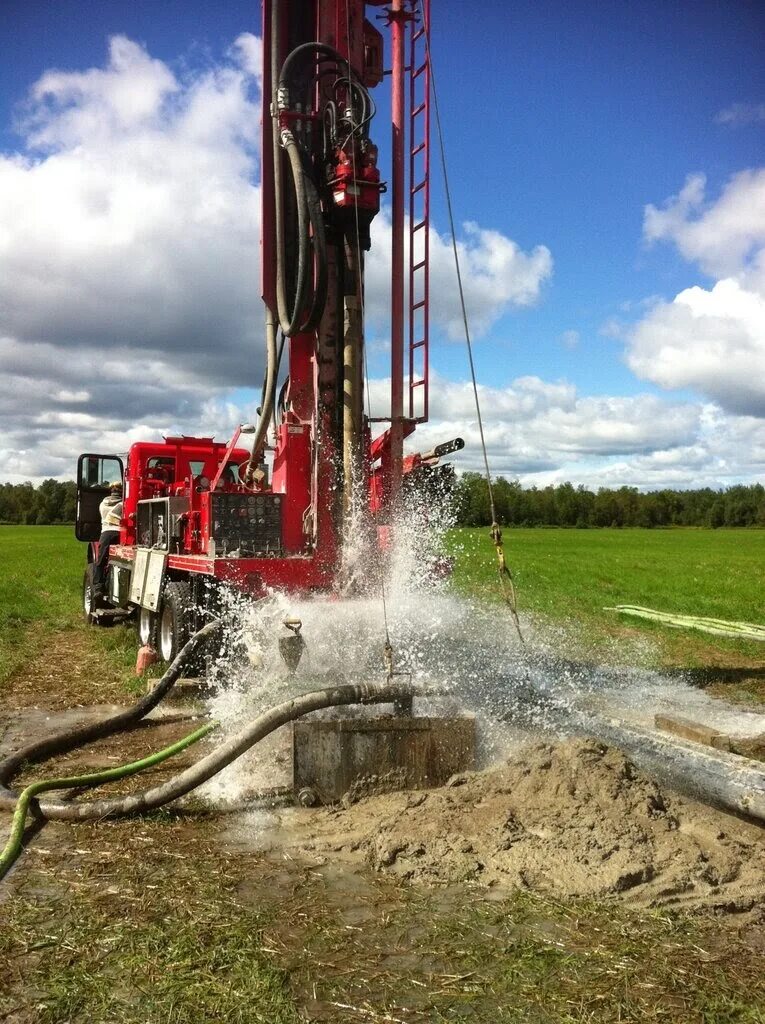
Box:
0, 681, 416, 822
568, 711, 765, 823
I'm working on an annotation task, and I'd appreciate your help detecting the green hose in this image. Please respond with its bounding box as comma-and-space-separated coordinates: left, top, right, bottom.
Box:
0, 720, 218, 881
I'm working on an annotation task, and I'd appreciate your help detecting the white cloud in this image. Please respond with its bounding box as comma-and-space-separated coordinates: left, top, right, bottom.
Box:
0, 33, 263, 390
366, 212, 552, 340
715, 102, 765, 126
560, 329, 579, 349
525, 406, 765, 491
628, 169, 765, 418
627, 278, 765, 416
643, 169, 765, 278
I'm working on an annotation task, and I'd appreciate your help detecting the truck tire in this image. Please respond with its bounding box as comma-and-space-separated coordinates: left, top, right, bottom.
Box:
136, 606, 158, 648
158, 581, 192, 664
82, 565, 96, 624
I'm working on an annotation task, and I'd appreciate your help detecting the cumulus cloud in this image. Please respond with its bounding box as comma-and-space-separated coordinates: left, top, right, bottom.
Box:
365, 212, 552, 340
627, 279, 765, 416
627, 169, 765, 418
525, 406, 765, 492
643, 169, 765, 278
0, 33, 263, 390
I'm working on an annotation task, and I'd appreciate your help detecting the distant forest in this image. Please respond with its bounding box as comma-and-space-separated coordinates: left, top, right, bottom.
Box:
1, 480, 77, 526
0, 476, 764, 529
454, 474, 765, 529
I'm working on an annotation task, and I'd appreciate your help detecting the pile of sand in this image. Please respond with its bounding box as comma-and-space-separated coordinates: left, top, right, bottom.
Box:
299, 738, 765, 909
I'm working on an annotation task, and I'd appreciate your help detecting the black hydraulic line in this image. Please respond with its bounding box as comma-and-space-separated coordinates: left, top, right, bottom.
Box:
271, 2, 307, 336
301, 157, 328, 332
0, 619, 223, 815
0, 681, 415, 822
274, 132, 312, 335
278, 42, 356, 96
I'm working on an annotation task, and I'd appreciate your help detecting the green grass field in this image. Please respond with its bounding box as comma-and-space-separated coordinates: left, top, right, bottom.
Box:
0, 526, 83, 684
447, 526, 765, 669
0, 525, 138, 692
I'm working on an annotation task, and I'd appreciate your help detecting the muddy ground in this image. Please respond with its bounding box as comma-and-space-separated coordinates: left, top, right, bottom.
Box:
2, 629, 765, 1022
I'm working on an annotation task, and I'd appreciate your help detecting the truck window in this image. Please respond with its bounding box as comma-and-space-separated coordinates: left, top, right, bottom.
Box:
79, 456, 123, 489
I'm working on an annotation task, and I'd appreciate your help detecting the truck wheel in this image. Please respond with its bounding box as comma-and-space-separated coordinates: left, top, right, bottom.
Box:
136, 606, 157, 648
158, 581, 192, 664
82, 566, 96, 623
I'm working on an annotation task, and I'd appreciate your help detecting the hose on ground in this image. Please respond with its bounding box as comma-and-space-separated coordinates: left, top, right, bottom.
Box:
0, 721, 218, 881
1, 681, 415, 822
606, 606, 765, 642
0, 619, 223, 814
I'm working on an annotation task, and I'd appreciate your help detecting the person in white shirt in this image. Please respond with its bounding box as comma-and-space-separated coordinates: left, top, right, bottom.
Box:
94, 481, 123, 598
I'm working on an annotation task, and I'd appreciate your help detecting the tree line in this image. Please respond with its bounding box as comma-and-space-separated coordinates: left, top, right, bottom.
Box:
0, 480, 77, 525
453, 474, 765, 529
1, 476, 764, 528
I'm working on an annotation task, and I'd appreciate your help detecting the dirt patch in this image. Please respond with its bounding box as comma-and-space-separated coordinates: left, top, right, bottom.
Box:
2, 627, 132, 710
286, 738, 765, 910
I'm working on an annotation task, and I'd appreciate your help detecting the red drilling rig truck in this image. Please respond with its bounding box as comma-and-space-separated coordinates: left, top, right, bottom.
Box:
75, 0, 462, 666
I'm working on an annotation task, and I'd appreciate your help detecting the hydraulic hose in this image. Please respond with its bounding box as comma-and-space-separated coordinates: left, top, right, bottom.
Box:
0, 619, 223, 814
271, 8, 338, 336
271, 2, 310, 336
278, 42, 358, 97
301, 158, 328, 331
0, 681, 415, 822
245, 308, 278, 482
274, 130, 312, 335
0, 721, 217, 881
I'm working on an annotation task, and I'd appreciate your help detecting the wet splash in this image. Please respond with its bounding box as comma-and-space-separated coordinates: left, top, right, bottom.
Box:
199, 498, 765, 805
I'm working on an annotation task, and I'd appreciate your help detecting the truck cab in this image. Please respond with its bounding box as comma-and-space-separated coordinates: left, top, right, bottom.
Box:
76, 434, 271, 662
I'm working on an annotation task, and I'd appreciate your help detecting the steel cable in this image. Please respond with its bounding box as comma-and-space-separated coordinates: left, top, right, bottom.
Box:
416, 0, 523, 642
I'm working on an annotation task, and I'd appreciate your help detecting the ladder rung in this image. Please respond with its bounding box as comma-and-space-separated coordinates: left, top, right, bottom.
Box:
412, 299, 426, 311
412, 62, 428, 79
412, 259, 426, 271
413, 28, 426, 42
411, 141, 426, 157
411, 340, 427, 349
411, 180, 427, 195
412, 101, 426, 118
412, 220, 427, 232
411, 379, 426, 388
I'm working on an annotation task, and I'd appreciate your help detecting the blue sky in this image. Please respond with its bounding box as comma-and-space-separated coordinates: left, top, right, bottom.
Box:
1, 0, 764, 487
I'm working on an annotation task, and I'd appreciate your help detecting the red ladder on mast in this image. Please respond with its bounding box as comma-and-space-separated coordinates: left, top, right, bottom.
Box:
408, 0, 430, 423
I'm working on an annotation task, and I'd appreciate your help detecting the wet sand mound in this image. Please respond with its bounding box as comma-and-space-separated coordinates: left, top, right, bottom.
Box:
301, 738, 765, 909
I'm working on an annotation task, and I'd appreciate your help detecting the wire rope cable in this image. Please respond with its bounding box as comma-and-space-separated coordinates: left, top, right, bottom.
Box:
416, 0, 523, 642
